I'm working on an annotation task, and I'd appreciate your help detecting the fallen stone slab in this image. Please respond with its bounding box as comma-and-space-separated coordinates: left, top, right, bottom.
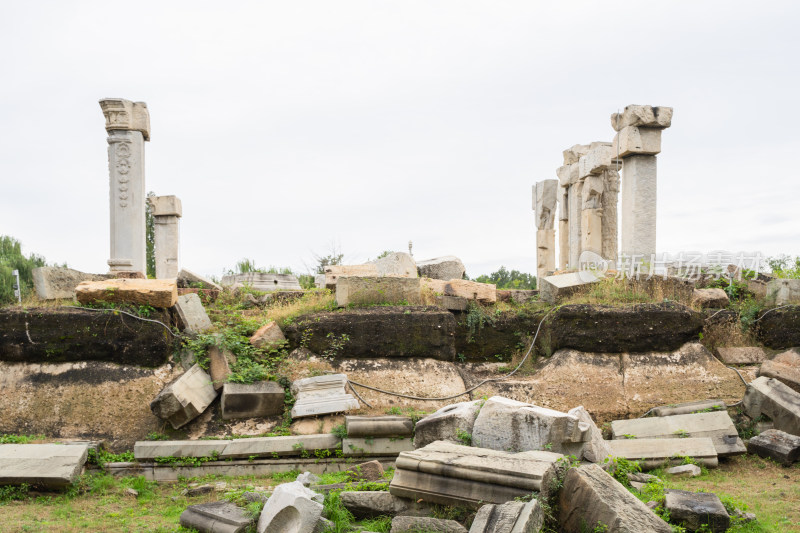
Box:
208, 343, 237, 391
664, 489, 730, 532
290, 374, 359, 418
559, 463, 671, 532
221, 434, 341, 459
345, 416, 413, 438
390, 440, 563, 507
150, 364, 217, 429
221, 381, 285, 420
606, 438, 718, 470
174, 293, 213, 335
323, 253, 418, 288
134, 440, 229, 460
436, 295, 470, 311
759, 349, 800, 393
743, 376, 800, 436
221, 272, 302, 292
538, 271, 601, 304
651, 400, 727, 417
283, 306, 457, 361
665, 464, 702, 477
0, 443, 89, 488
756, 305, 800, 349
472, 396, 588, 455
414, 400, 483, 449
416, 256, 466, 281
714, 347, 767, 365
345, 460, 385, 481
249, 322, 286, 350
75, 278, 178, 308
343, 437, 414, 457
341, 491, 431, 519
0, 306, 172, 366
336, 276, 422, 307
496, 289, 538, 304
32, 266, 108, 300
178, 269, 222, 291
746, 429, 800, 465
391, 516, 467, 533
257, 481, 324, 533
692, 288, 730, 308
568, 406, 611, 463
444, 279, 496, 304
180, 501, 253, 533
469, 500, 544, 533
611, 411, 745, 456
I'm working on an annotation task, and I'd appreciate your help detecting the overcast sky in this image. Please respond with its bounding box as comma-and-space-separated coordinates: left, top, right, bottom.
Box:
1, 1, 798, 279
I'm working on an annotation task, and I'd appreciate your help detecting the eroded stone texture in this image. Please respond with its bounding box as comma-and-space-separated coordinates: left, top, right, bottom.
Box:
249, 322, 286, 349
759, 349, 800, 392
558, 464, 672, 532
150, 364, 217, 429
257, 481, 324, 533
336, 276, 422, 307
619, 154, 658, 259
743, 376, 800, 436
536, 229, 556, 283
664, 489, 730, 533
75, 278, 178, 308
714, 347, 767, 365
221, 381, 285, 420
756, 305, 800, 349
562, 144, 590, 165
0, 443, 89, 488
612, 126, 662, 157
341, 490, 431, 519
601, 168, 620, 267
178, 269, 222, 291
533, 180, 558, 230
391, 516, 467, 533
766, 279, 800, 305
469, 500, 544, 533
568, 406, 611, 463
32, 267, 109, 300
444, 279, 496, 303
346, 416, 414, 438
611, 105, 672, 131
175, 293, 213, 335
746, 429, 800, 465
606, 438, 719, 470
221, 273, 302, 291
179, 501, 253, 533
290, 374, 359, 418
414, 400, 483, 448
416, 256, 466, 281
692, 288, 730, 308
323, 253, 418, 287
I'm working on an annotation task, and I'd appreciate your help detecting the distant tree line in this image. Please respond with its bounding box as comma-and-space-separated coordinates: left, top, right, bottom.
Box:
472, 266, 537, 290
0, 236, 47, 305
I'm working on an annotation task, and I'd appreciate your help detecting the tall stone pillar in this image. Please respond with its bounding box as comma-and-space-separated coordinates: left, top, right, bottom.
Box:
533, 180, 558, 282
577, 142, 614, 267
99, 99, 150, 274
558, 185, 570, 270
557, 144, 589, 270
611, 105, 672, 260
149, 196, 182, 279
601, 168, 620, 268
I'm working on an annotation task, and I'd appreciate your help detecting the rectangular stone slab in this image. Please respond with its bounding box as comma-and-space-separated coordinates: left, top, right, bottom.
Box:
342, 437, 414, 457
345, 416, 414, 438
611, 411, 745, 456
174, 293, 213, 335
336, 276, 422, 307
134, 434, 341, 460
607, 438, 718, 470
714, 347, 768, 365
743, 376, 800, 436
395, 441, 562, 492
0, 444, 89, 488
651, 400, 727, 418
180, 501, 253, 533
389, 468, 531, 509
221, 381, 285, 420
134, 440, 229, 460
75, 278, 178, 308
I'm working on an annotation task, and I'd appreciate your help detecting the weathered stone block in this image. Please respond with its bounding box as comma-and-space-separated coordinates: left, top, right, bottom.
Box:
221, 381, 285, 420
651, 400, 726, 418
436, 295, 470, 311
221, 272, 302, 292
416, 256, 466, 281
612, 126, 662, 157
175, 293, 213, 335
568, 406, 611, 463
391, 516, 467, 533
743, 376, 800, 436
0, 443, 88, 488
324, 253, 418, 287
149, 195, 182, 217
249, 321, 286, 350
606, 438, 719, 470
619, 154, 657, 258
221, 434, 341, 459
766, 278, 800, 305
178, 269, 222, 291
179, 501, 253, 533
556, 162, 579, 187
692, 288, 730, 308
346, 416, 414, 438
284, 307, 456, 361
578, 143, 614, 178
32, 266, 108, 300
759, 348, 800, 393
562, 144, 591, 165
208, 343, 236, 390
150, 365, 217, 429
534, 179, 558, 230
611, 105, 672, 131
611, 411, 745, 457
472, 396, 588, 454
469, 500, 543, 533
290, 374, 359, 418
342, 437, 414, 456
714, 347, 767, 365
336, 276, 422, 307
414, 400, 483, 449
559, 463, 671, 532
341, 490, 430, 519
257, 481, 324, 533
756, 305, 800, 349
444, 279, 496, 304
666, 464, 702, 477
746, 429, 800, 465
134, 440, 229, 460
76, 278, 178, 308
346, 460, 385, 481
538, 272, 602, 304
664, 489, 730, 533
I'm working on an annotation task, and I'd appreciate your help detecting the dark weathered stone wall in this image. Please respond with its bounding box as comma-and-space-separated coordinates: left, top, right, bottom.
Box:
0, 307, 174, 367
757, 305, 800, 349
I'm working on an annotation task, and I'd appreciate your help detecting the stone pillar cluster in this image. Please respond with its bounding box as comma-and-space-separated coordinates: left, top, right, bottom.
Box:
100, 98, 184, 278
535, 105, 671, 274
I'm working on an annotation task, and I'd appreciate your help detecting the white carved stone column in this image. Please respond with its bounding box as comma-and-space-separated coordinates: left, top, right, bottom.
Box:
533, 180, 558, 282
611, 105, 672, 260
577, 142, 614, 266
149, 195, 182, 279
99, 99, 150, 274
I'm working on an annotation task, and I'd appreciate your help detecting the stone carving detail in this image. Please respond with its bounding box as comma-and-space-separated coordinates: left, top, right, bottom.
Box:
581, 174, 605, 210
99, 98, 151, 140
115, 142, 132, 208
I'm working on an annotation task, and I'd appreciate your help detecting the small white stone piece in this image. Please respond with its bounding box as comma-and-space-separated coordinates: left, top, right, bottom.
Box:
290, 374, 359, 418
666, 464, 702, 477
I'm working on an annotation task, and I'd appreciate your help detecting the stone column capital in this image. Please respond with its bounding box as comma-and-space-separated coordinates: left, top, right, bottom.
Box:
99, 98, 150, 141
149, 195, 182, 217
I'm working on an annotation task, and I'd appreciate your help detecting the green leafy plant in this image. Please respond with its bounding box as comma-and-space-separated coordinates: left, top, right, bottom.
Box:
455, 428, 472, 446
603, 456, 641, 488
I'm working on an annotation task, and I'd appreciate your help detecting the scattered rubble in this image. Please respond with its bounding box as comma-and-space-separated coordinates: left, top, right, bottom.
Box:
746, 429, 800, 465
